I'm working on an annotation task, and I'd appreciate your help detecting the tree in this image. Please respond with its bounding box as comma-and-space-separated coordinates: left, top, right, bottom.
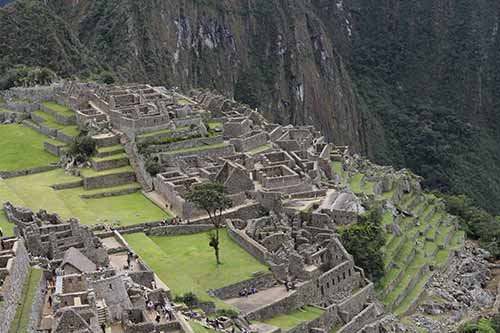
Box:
69, 135, 97, 164
186, 183, 232, 264
340, 207, 386, 282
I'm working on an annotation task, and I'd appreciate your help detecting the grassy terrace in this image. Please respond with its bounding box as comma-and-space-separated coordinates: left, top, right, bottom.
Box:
97, 145, 125, 154
137, 126, 188, 139
0, 124, 58, 171
31, 110, 79, 137
248, 143, 272, 156
92, 153, 129, 162
163, 143, 228, 155
124, 231, 267, 310
0, 169, 167, 226
261, 306, 325, 331
41, 101, 74, 117
9, 268, 42, 333
80, 165, 134, 177
0, 209, 14, 237
339, 168, 464, 316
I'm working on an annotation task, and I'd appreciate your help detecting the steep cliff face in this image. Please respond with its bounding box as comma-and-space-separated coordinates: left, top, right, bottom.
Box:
45, 0, 366, 153
1, 0, 500, 212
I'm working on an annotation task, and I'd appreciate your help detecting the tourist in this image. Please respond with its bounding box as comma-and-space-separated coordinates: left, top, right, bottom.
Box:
147, 300, 154, 311
155, 311, 161, 323
48, 295, 52, 308
0, 227, 3, 238
126, 256, 131, 269
250, 286, 257, 295
100, 323, 106, 332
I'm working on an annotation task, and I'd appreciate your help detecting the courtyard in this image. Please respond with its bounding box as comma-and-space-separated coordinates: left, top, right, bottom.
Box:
124, 230, 267, 309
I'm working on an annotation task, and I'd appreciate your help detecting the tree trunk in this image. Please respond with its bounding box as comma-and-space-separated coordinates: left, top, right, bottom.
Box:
215, 226, 221, 265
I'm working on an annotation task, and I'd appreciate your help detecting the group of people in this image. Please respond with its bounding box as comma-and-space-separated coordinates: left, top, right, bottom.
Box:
238, 286, 258, 297
285, 281, 296, 292
146, 298, 175, 323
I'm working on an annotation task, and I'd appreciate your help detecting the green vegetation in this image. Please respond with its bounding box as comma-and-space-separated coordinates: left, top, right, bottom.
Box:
0, 169, 167, 226
191, 322, 218, 333
0, 209, 14, 237
0, 124, 58, 171
41, 101, 74, 117
164, 143, 228, 155
261, 306, 325, 331
80, 165, 133, 177
459, 318, 496, 333
124, 231, 267, 309
91, 152, 128, 163
248, 144, 272, 156
441, 194, 500, 259
186, 183, 232, 264
340, 207, 385, 282
0, 65, 55, 90
9, 268, 42, 333
69, 135, 97, 163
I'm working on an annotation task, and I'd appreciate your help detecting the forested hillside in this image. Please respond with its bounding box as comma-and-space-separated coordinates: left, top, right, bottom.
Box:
1, 0, 500, 213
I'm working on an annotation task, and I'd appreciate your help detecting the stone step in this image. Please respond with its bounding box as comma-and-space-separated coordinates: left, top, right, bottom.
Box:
96, 145, 125, 158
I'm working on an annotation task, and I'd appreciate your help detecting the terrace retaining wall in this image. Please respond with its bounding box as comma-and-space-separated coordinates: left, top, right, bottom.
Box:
83, 171, 136, 190
0, 165, 58, 179
208, 273, 276, 300
0, 240, 30, 333
146, 224, 214, 236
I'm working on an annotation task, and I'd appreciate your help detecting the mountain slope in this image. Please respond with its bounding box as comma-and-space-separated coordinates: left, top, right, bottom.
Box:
1, 0, 500, 213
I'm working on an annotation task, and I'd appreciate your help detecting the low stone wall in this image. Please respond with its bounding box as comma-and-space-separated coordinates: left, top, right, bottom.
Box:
28, 270, 47, 333
44, 141, 67, 157
337, 303, 378, 333
226, 220, 271, 264
190, 203, 262, 225
0, 110, 27, 123
83, 171, 136, 190
0, 165, 58, 179
80, 186, 140, 199
145, 135, 222, 154
55, 131, 75, 144
230, 132, 268, 152
94, 134, 120, 148
91, 156, 130, 172
146, 224, 214, 236
159, 144, 236, 163
0, 240, 30, 333
51, 180, 83, 190
208, 273, 276, 300
40, 105, 76, 125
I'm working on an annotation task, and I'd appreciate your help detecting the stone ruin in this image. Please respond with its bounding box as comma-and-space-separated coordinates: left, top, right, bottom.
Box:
226, 211, 385, 332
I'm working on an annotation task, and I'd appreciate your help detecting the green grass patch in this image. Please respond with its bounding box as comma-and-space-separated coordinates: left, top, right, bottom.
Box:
124, 231, 267, 310
248, 144, 272, 156
41, 101, 74, 117
59, 125, 79, 138
80, 165, 134, 178
394, 271, 432, 315
164, 143, 228, 155
0, 209, 14, 237
261, 306, 325, 331
348, 173, 364, 193
207, 122, 222, 130
2, 169, 167, 226
92, 153, 129, 162
97, 145, 125, 154
137, 126, 188, 139
44, 138, 67, 147
0, 124, 59, 171
9, 268, 42, 333
191, 322, 218, 333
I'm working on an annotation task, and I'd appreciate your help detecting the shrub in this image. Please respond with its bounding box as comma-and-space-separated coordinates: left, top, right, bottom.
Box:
69, 135, 97, 164
216, 308, 239, 319
145, 157, 160, 176
174, 292, 199, 308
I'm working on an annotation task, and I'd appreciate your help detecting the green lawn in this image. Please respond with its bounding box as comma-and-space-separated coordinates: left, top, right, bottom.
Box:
1, 169, 168, 226
124, 231, 268, 309
191, 322, 218, 333
0, 124, 59, 172
248, 144, 272, 156
41, 101, 74, 117
97, 145, 125, 154
92, 153, 129, 162
0, 209, 14, 237
164, 143, 228, 155
262, 306, 325, 331
9, 268, 42, 333
80, 165, 134, 178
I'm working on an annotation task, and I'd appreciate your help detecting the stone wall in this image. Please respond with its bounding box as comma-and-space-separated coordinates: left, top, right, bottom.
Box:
146, 224, 214, 236
0, 165, 58, 178
40, 104, 76, 125
28, 270, 47, 333
230, 131, 269, 152
0, 239, 30, 333
336, 303, 379, 333
208, 273, 276, 300
226, 220, 271, 264
159, 144, 236, 163
83, 171, 136, 190
146, 135, 223, 154
91, 156, 130, 172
